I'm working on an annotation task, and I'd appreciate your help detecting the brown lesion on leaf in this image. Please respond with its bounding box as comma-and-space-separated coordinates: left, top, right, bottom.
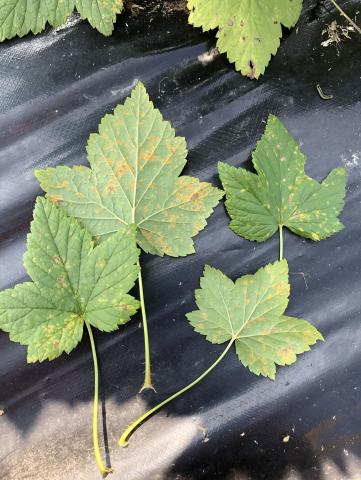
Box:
45, 324, 56, 335
158, 234, 171, 253
277, 346, 296, 363
175, 180, 200, 203
106, 180, 118, 194
56, 275, 66, 288
48, 194, 62, 204
52, 255, 62, 265
247, 60, 257, 79
273, 282, 288, 296
118, 303, 129, 310
141, 227, 171, 255
56, 181, 69, 189
166, 142, 176, 156
164, 152, 174, 165
141, 149, 155, 164
259, 328, 272, 335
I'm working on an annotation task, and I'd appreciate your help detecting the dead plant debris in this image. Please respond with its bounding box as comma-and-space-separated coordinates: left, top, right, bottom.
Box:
321, 19, 355, 49
125, 0, 188, 16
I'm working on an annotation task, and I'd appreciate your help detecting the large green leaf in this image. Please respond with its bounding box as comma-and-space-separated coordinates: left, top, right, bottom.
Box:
0, 0, 123, 41
187, 0, 303, 78
0, 197, 139, 362
219, 114, 347, 243
187, 260, 323, 379
36, 82, 223, 257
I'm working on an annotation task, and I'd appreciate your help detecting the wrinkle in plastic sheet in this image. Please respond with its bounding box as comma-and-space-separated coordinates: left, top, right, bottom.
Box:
1, 1, 361, 479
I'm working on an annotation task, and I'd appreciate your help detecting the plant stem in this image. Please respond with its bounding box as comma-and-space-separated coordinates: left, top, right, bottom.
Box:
119, 338, 235, 447
329, 0, 361, 35
138, 261, 155, 392
85, 321, 112, 476
279, 225, 284, 261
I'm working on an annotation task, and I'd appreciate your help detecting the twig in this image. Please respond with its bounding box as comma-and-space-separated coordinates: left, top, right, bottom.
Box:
329, 0, 361, 35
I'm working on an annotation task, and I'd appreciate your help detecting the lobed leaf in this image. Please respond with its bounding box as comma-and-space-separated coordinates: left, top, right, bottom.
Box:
36, 82, 223, 257
0, 0, 123, 41
0, 197, 139, 362
188, 0, 303, 78
187, 260, 323, 379
219, 115, 347, 243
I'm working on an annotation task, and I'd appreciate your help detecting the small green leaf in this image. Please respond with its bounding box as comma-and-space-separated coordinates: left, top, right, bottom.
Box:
75, 0, 123, 35
187, 0, 303, 78
36, 82, 223, 257
187, 260, 323, 379
0, 197, 139, 362
0, 0, 123, 41
219, 115, 347, 243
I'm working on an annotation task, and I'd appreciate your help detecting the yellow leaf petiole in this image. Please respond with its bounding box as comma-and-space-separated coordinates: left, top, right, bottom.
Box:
119, 338, 235, 447
137, 261, 155, 392
85, 321, 113, 476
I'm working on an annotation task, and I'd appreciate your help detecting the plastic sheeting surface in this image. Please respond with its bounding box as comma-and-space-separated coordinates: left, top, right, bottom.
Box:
1, 1, 361, 479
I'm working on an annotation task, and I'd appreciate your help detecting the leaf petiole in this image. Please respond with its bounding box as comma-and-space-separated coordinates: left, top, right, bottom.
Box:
119, 338, 235, 447
137, 261, 155, 392
279, 225, 284, 261
85, 321, 113, 476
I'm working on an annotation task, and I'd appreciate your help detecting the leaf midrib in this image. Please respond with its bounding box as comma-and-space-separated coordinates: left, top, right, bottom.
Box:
131, 89, 141, 223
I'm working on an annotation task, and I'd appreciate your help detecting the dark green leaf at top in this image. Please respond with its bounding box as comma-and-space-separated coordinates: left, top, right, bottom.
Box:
188, 0, 303, 79
0, 0, 123, 41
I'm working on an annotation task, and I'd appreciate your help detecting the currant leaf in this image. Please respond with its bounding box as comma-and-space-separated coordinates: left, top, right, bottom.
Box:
0, 197, 139, 362
219, 115, 347, 243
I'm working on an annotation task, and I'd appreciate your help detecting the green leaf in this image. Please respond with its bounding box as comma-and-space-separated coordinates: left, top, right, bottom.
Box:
36, 82, 223, 257
219, 115, 347, 243
0, 0, 123, 41
187, 260, 323, 379
187, 0, 303, 78
75, 0, 123, 35
0, 197, 139, 362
